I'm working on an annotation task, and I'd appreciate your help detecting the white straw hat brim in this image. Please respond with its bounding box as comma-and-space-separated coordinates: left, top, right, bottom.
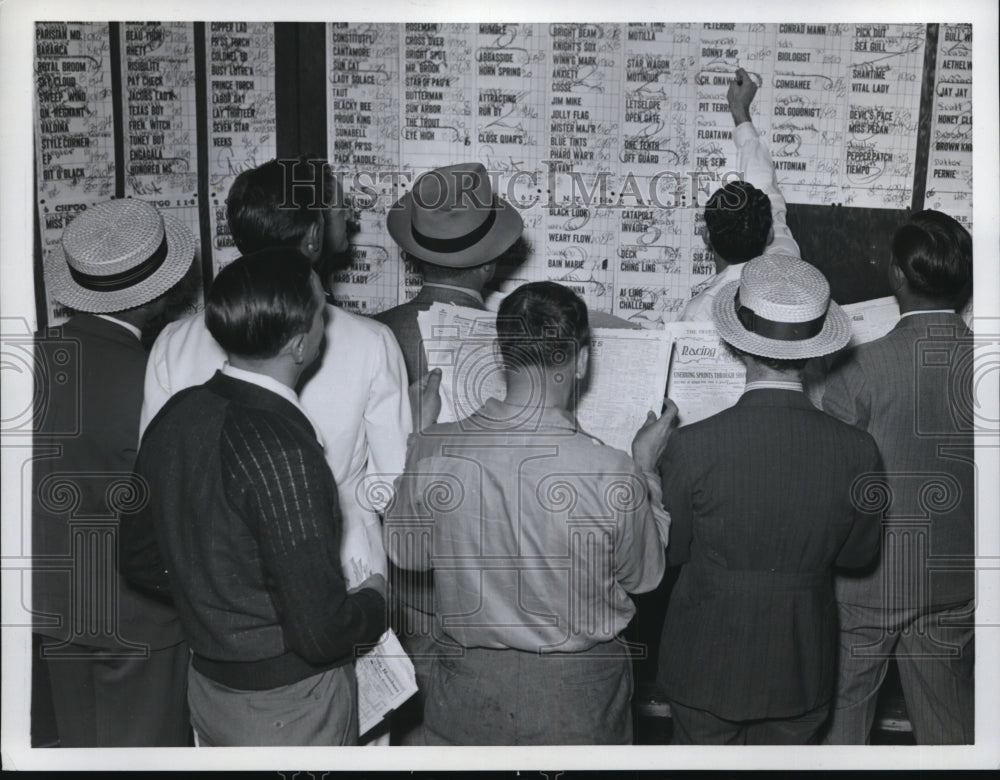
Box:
387, 192, 523, 268
45, 213, 197, 314
713, 280, 851, 359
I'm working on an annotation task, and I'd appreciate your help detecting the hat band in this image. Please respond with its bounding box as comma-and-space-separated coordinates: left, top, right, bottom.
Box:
734, 289, 826, 342
68, 235, 169, 293
411, 206, 497, 254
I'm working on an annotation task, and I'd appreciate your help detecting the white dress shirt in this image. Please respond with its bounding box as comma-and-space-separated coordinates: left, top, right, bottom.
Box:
681, 120, 802, 322
140, 304, 412, 580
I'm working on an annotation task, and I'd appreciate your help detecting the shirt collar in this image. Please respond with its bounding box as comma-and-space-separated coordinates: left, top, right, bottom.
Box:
743, 379, 803, 394
96, 314, 142, 341
476, 397, 580, 432
221, 363, 325, 446
422, 282, 484, 305
900, 309, 956, 318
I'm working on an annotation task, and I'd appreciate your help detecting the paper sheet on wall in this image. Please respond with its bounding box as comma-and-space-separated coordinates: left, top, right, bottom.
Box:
356, 630, 418, 737
663, 321, 746, 426
35, 22, 117, 326
418, 303, 672, 451
327, 23, 936, 326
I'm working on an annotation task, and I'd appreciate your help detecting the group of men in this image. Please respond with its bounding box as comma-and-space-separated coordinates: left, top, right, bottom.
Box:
32, 68, 974, 748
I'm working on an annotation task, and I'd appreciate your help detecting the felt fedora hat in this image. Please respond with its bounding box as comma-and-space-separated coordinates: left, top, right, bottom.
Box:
712, 253, 851, 360
387, 162, 523, 268
45, 198, 196, 314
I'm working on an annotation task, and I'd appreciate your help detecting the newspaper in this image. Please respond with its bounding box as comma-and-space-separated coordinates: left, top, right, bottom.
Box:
841, 296, 901, 345
663, 322, 746, 426
417, 303, 673, 452
577, 328, 672, 452
356, 630, 418, 737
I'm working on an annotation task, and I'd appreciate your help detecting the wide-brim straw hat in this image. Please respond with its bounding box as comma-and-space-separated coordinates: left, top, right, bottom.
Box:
387, 162, 523, 268
45, 198, 196, 313
712, 253, 851, 359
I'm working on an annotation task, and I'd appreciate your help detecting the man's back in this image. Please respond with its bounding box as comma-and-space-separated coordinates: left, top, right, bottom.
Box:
823, 312, 974, 609
141, 302, 410, 575
390, 397, 665, 652
374, 285, 485, 383
33, 314, 181, 648
659, 388, 881, 719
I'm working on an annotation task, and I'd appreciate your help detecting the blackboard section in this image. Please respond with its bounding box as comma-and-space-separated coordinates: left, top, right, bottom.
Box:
786, 203, 909, 306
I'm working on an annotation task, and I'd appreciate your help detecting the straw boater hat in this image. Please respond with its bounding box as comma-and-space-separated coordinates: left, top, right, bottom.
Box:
387, 162, 523, 268
712, 253, 851, 359
46, 199, 196, 313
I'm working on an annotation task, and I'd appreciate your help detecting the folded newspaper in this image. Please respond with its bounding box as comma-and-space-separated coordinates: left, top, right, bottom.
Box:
416, 302, 672, 452
356, 630, 418, 737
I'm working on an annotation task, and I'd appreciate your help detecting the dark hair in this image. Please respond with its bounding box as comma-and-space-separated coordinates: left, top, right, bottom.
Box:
496, 281, 589, 372
205, 248, 319, 359
892, 209, 972, 306
704, 181, 773, 264
726, 344, 808, 372
226, 157, 328, 255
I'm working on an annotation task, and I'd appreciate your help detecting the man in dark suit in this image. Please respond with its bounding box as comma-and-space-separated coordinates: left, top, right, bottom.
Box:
657, 253, 882, 744
822, 210, 975, 744
33, 198, 197, 746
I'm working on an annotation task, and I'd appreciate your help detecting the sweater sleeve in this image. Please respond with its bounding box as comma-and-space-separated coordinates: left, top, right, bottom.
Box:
221, 409, 386, 664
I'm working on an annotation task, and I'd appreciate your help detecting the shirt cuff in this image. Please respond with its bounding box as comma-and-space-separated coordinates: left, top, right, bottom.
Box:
733, 120, 758, 143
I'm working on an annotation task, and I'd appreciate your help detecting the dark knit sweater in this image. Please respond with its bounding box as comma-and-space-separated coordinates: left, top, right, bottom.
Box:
121, 371, 385, 690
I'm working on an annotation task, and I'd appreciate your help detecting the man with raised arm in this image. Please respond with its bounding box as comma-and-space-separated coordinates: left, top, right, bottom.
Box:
682, 68, 801, 321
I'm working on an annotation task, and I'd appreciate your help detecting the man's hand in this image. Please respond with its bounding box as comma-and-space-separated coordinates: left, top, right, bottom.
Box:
409, 368, 442, 431
351, 572, 387, 600
631, 399, 679, 473
728, 67, 757, 126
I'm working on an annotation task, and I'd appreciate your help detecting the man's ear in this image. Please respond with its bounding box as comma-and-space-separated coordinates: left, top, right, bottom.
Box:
701, 225, 713, 251
299, 218, 323, 262
285, 332, 308, 364
888, 260, 906, 292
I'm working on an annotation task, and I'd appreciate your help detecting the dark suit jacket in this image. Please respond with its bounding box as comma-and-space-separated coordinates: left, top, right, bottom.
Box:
374, 284, 485, 383
33, 314, 183, 650
823, 312, 975, 609
657, 388, 882, 720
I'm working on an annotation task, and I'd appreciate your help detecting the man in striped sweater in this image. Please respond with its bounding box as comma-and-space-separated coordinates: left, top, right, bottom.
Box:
121, 248, 386, 746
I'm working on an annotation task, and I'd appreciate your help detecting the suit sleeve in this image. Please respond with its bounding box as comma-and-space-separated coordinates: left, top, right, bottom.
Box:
222, 411, 386, 664
823, 355, 870, 430
733, 121, 800, 259
659, 436, 694, 567
835, 438, 884, 568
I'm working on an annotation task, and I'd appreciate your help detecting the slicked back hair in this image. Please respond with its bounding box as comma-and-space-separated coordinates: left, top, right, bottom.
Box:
226, 157, 325, 256
892, 209, 972, 307
206, 248, 319, 360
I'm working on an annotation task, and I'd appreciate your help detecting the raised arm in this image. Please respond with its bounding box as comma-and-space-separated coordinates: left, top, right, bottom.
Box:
728, 67, 801, 259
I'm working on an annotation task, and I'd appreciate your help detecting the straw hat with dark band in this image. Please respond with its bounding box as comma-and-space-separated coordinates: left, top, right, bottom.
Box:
46, 199, 196, 313
387, 162, 523, 268
712, 253, 851, 360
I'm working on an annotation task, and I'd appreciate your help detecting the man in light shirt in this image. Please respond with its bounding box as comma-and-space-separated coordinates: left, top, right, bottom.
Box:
140, 159, 410, 591
681, 68, 801, 321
